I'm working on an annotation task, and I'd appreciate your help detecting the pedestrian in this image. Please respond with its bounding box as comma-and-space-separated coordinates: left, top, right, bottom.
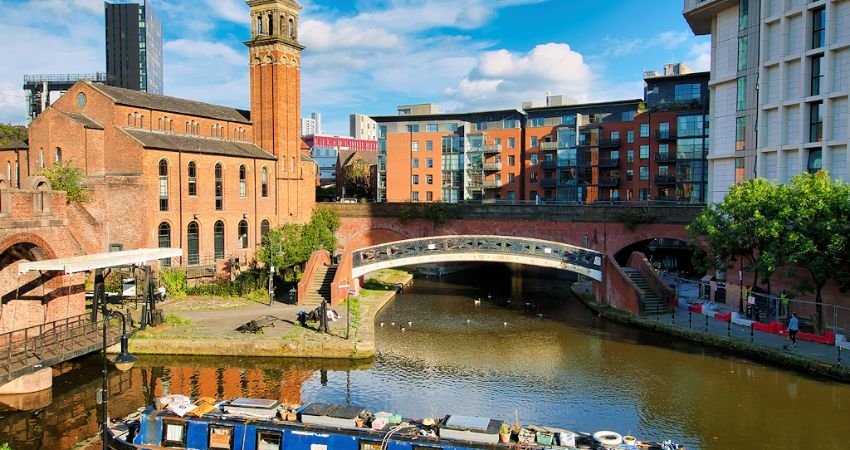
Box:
787, 312, 799, 347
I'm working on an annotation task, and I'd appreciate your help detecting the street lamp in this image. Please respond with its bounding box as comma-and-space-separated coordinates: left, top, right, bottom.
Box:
100, 309, 136, 450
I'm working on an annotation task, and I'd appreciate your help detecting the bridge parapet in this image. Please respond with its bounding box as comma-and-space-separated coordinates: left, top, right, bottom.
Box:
352, 235, 603, 281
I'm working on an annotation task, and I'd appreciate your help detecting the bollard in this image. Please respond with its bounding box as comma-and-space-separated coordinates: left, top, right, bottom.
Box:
839, 346, 842, 366
727, 319, 731, 338
689, 310, 692, 329
705, 314, 709, 332
750, 323, 754, 343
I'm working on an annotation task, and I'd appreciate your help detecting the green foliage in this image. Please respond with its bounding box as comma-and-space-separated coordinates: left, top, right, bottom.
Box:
159, 268, 187, 298
343, 158, 372, 199
186, 281, 239, 297
257, 207, 340, 278
396, 202, 458, 228
343, 296, 361, 331
163, 314, 191, 327
618, 207, 655, 231
0, 122, 26, 145
38, 161, 90, 204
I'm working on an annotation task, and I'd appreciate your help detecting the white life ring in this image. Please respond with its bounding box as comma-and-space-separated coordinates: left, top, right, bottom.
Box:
593, 430, 623, 445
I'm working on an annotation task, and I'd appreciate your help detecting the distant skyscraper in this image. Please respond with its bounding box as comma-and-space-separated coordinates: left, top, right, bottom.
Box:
350, 113, 377, 140
105, 0, 163, 94
301, 112, 321, 136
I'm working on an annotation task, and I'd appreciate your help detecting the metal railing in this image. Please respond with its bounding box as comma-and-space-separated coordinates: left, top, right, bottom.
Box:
23, 72, 109, 84
540, 142, 558, 151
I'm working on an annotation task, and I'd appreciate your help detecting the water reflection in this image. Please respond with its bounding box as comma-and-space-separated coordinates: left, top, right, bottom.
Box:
1, 264, 848, 450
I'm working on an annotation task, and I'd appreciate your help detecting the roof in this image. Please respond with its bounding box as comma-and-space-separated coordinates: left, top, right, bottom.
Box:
523, 98, 644, 112
0, 141, 28, 150
87, 81, 251, 124
370, 108, 525, 123
339, 149, 377, 167
57, 110, 104, 129
120, 128, 277, 160
18, 248, 183, 274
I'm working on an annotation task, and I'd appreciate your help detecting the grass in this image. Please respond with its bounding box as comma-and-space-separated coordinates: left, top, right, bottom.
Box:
164, 295, 267, 312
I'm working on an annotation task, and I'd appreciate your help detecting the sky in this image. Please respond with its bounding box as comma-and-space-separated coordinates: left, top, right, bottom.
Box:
0, 0, 710, 136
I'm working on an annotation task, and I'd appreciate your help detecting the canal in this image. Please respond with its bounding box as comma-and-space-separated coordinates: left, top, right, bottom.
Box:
1, 264, 849, 449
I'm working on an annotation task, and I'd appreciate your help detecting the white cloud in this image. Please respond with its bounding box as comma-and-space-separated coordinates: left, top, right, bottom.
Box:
687, 41, 711, 72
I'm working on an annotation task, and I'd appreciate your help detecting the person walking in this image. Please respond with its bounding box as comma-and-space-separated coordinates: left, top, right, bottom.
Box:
787, 312, 799, 347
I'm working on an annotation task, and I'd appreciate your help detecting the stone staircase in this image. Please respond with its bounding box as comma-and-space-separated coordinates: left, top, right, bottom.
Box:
303, 265, 336, 308
623, 268, 668, 315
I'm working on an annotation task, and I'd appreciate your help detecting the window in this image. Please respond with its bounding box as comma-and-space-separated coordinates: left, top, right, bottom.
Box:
658, 122, 670, 139
811, 55, 823, 96
736, 77, 747, 110
809, 101, 823, 142
412, 158, 419, 168
426, 191, 433, 201
530, 171, 538, 182
494, 138, 502, 146
158, 159, 169, 211
639, 166, 649, 180
214, 221, 225, 260
807, 149, 822, 173
508, 173, 515, 183
738, 0, 748, 30
530, 191, 538, 202
508, 155, 515, 166
626, 130, 634, 143
735, 157, 746, 184
476, 121, 487, 131
215, 163, 223, 210
561, 115, 576, 125
445, 123, 458, 132
39, 148, 44, 168
508, 137, 515, 149
658, 144, 669, 158
639, 145, 649, 159
426, 140, 433, 151
188, 222, 199, 265
162, 421, 186, 448
261, 167, 268, 197
736, 117, 746, 150
261, 220, 270, 239
426, 123, 438, 132
530, 153, 538, 165
411, 141, 419, 151
426, 158, 433, 168
406, 124, 419, 132
54, 147, 62, 163
238, 220, 248, 249
209, 425, 234, 450
412, 175, 419, 185
411, 191, 419, 201
504, 118, 518, 128
626, 169, 634, 181
158, 223, 171, 267
530, 136, 538, 147
639, 188, 649, 200
737, 36, 748, 71
426, 174, 433, 185
188, 162, 197, 196
626, 149, 634, 163
239, 165, 247, 197
812, 7, 826, 49
257, 430, 282, 450
378, 125, 387, 138
677, 115, 705, 137
529, 116, 544, 127
658, 165, 669, 176
674, 84, 701, 102
610, 131, 620, 141
640, 124, 649, 138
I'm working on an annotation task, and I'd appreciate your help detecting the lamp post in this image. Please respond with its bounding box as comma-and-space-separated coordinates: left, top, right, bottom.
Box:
100, 309, 137, 450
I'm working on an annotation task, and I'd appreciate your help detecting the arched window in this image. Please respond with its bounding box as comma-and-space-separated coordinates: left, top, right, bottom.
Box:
214, 220, 225, 260
261, 167, 268, 197
39, 148, 44, 168
215, 163, 223, 210
158, 222, 171, 267
268, 13, 274, 35
6, 162, 10, 182
239, 165, 247, 197
289, 18, 295, 39
158, 117, 163, 130
238, 219, 248, 249
133, 112, 139, 127
257, 15, 263, 35
261, 220, 270, 239
128, 113, 133, 126
158, 159, 169, 211
188, 161, 197, 196
187, 222, 199, 265
54, 147, 62, 163
140, 115, 145, 128
186, 122, 190, 133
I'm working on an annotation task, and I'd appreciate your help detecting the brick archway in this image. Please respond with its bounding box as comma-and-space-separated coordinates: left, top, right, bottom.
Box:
342, 226, 411, 252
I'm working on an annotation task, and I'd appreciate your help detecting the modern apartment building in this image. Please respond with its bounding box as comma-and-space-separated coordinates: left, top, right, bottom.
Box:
372, 68, 709, 204
684, 0, 850, 203
105, 0, 163, 94
304, 134, 377, 184
350, 113, 378, 140
301, 112, 321, 136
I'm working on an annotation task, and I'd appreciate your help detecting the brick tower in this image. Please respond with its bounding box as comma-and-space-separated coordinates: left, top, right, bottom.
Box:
245, 0, 314, 224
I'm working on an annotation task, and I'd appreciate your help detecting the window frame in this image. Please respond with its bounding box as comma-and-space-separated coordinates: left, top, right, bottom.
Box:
159, 159, 169, 211
161, 421, 187, 448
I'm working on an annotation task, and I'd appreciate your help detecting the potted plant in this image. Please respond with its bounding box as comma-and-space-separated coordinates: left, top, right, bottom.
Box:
499, 423, 511, 443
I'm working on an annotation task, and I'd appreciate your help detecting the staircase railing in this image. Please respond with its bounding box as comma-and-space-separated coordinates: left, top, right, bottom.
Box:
298, 250, 332, 305
627, 251, 676, 310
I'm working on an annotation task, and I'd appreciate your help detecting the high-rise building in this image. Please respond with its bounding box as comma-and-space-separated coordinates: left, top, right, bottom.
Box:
684, 0, 850, 203
350, 113, 378, 140
105, 0, 163, 94
301, 112, 321, 136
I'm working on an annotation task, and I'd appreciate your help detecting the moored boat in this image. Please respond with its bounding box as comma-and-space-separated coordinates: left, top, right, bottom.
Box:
107, 395, 686, 450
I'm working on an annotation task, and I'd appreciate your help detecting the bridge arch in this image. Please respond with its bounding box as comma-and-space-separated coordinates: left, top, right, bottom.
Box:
351, 235, 603, 281
614, 237, 696, 275
0, 234, 64, 334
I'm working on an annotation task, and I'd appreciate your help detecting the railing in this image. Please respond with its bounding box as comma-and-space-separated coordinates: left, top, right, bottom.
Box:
0, 314, 122, 384
540, 179, 556, 188
655, 175, 677, 184
540, 160, 557, 169
483, 180, 503, 189
598, 138, 621, 148
540, 142, 558, 151
482, 162, 502, 171
482, 144, 502, 154
598, 176, 619, 187
23, 73, 109, 84
598, 158, 619, 168
655, 152, 675, 163
352, 235, 603, 278
656, 130, 676, 140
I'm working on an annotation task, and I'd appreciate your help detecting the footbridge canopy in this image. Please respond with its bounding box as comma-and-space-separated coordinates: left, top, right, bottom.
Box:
351, 235, 603, 281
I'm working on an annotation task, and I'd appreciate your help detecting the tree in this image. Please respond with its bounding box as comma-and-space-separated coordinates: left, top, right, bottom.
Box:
343, 158, 371, 199
783, 172, 850, 331
39, 161, 91, 204
256, 207, 340, 280
0, 123, 27, 146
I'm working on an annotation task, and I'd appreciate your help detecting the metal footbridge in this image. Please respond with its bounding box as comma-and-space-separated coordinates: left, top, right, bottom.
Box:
351, 235, 603, 280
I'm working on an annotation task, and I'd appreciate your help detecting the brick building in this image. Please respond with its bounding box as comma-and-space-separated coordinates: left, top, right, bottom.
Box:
19, 0, 315, 270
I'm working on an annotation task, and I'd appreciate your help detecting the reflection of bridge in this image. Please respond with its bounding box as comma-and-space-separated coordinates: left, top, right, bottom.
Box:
352, 235, 603, 281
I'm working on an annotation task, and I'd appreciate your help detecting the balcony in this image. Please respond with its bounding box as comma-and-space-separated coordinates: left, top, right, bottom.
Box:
598, 138, 621, 149
598, 158, 619, 168
654, 175, 677, 185
540, 178, 556, 188
598, 176, 619, 187
483, 180, 503, 189
655, 152, 674, 163
540, 160, 557, 170
655, 130, 676, 141
482, 144, 502, 154
540, 141, 558, 151
483, 162, 502, 171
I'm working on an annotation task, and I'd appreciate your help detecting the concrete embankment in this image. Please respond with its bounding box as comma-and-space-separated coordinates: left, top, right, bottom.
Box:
571, 281, 850, 382
127, 270, 413, 359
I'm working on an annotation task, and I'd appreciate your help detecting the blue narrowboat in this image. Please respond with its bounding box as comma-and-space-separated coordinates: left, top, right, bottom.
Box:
108, 396, 685, 450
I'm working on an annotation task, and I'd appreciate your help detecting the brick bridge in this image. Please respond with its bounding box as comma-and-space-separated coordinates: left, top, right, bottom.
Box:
301, 203, 702, 314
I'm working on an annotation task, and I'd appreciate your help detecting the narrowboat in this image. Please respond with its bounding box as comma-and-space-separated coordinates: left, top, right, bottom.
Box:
107, 395, 686, 450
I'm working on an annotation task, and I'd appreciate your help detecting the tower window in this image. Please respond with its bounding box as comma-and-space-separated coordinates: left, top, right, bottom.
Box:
239, 165, 247, 197
159, 159, 169, 211
188, 161, 197, 196
215, 163, 224, 210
